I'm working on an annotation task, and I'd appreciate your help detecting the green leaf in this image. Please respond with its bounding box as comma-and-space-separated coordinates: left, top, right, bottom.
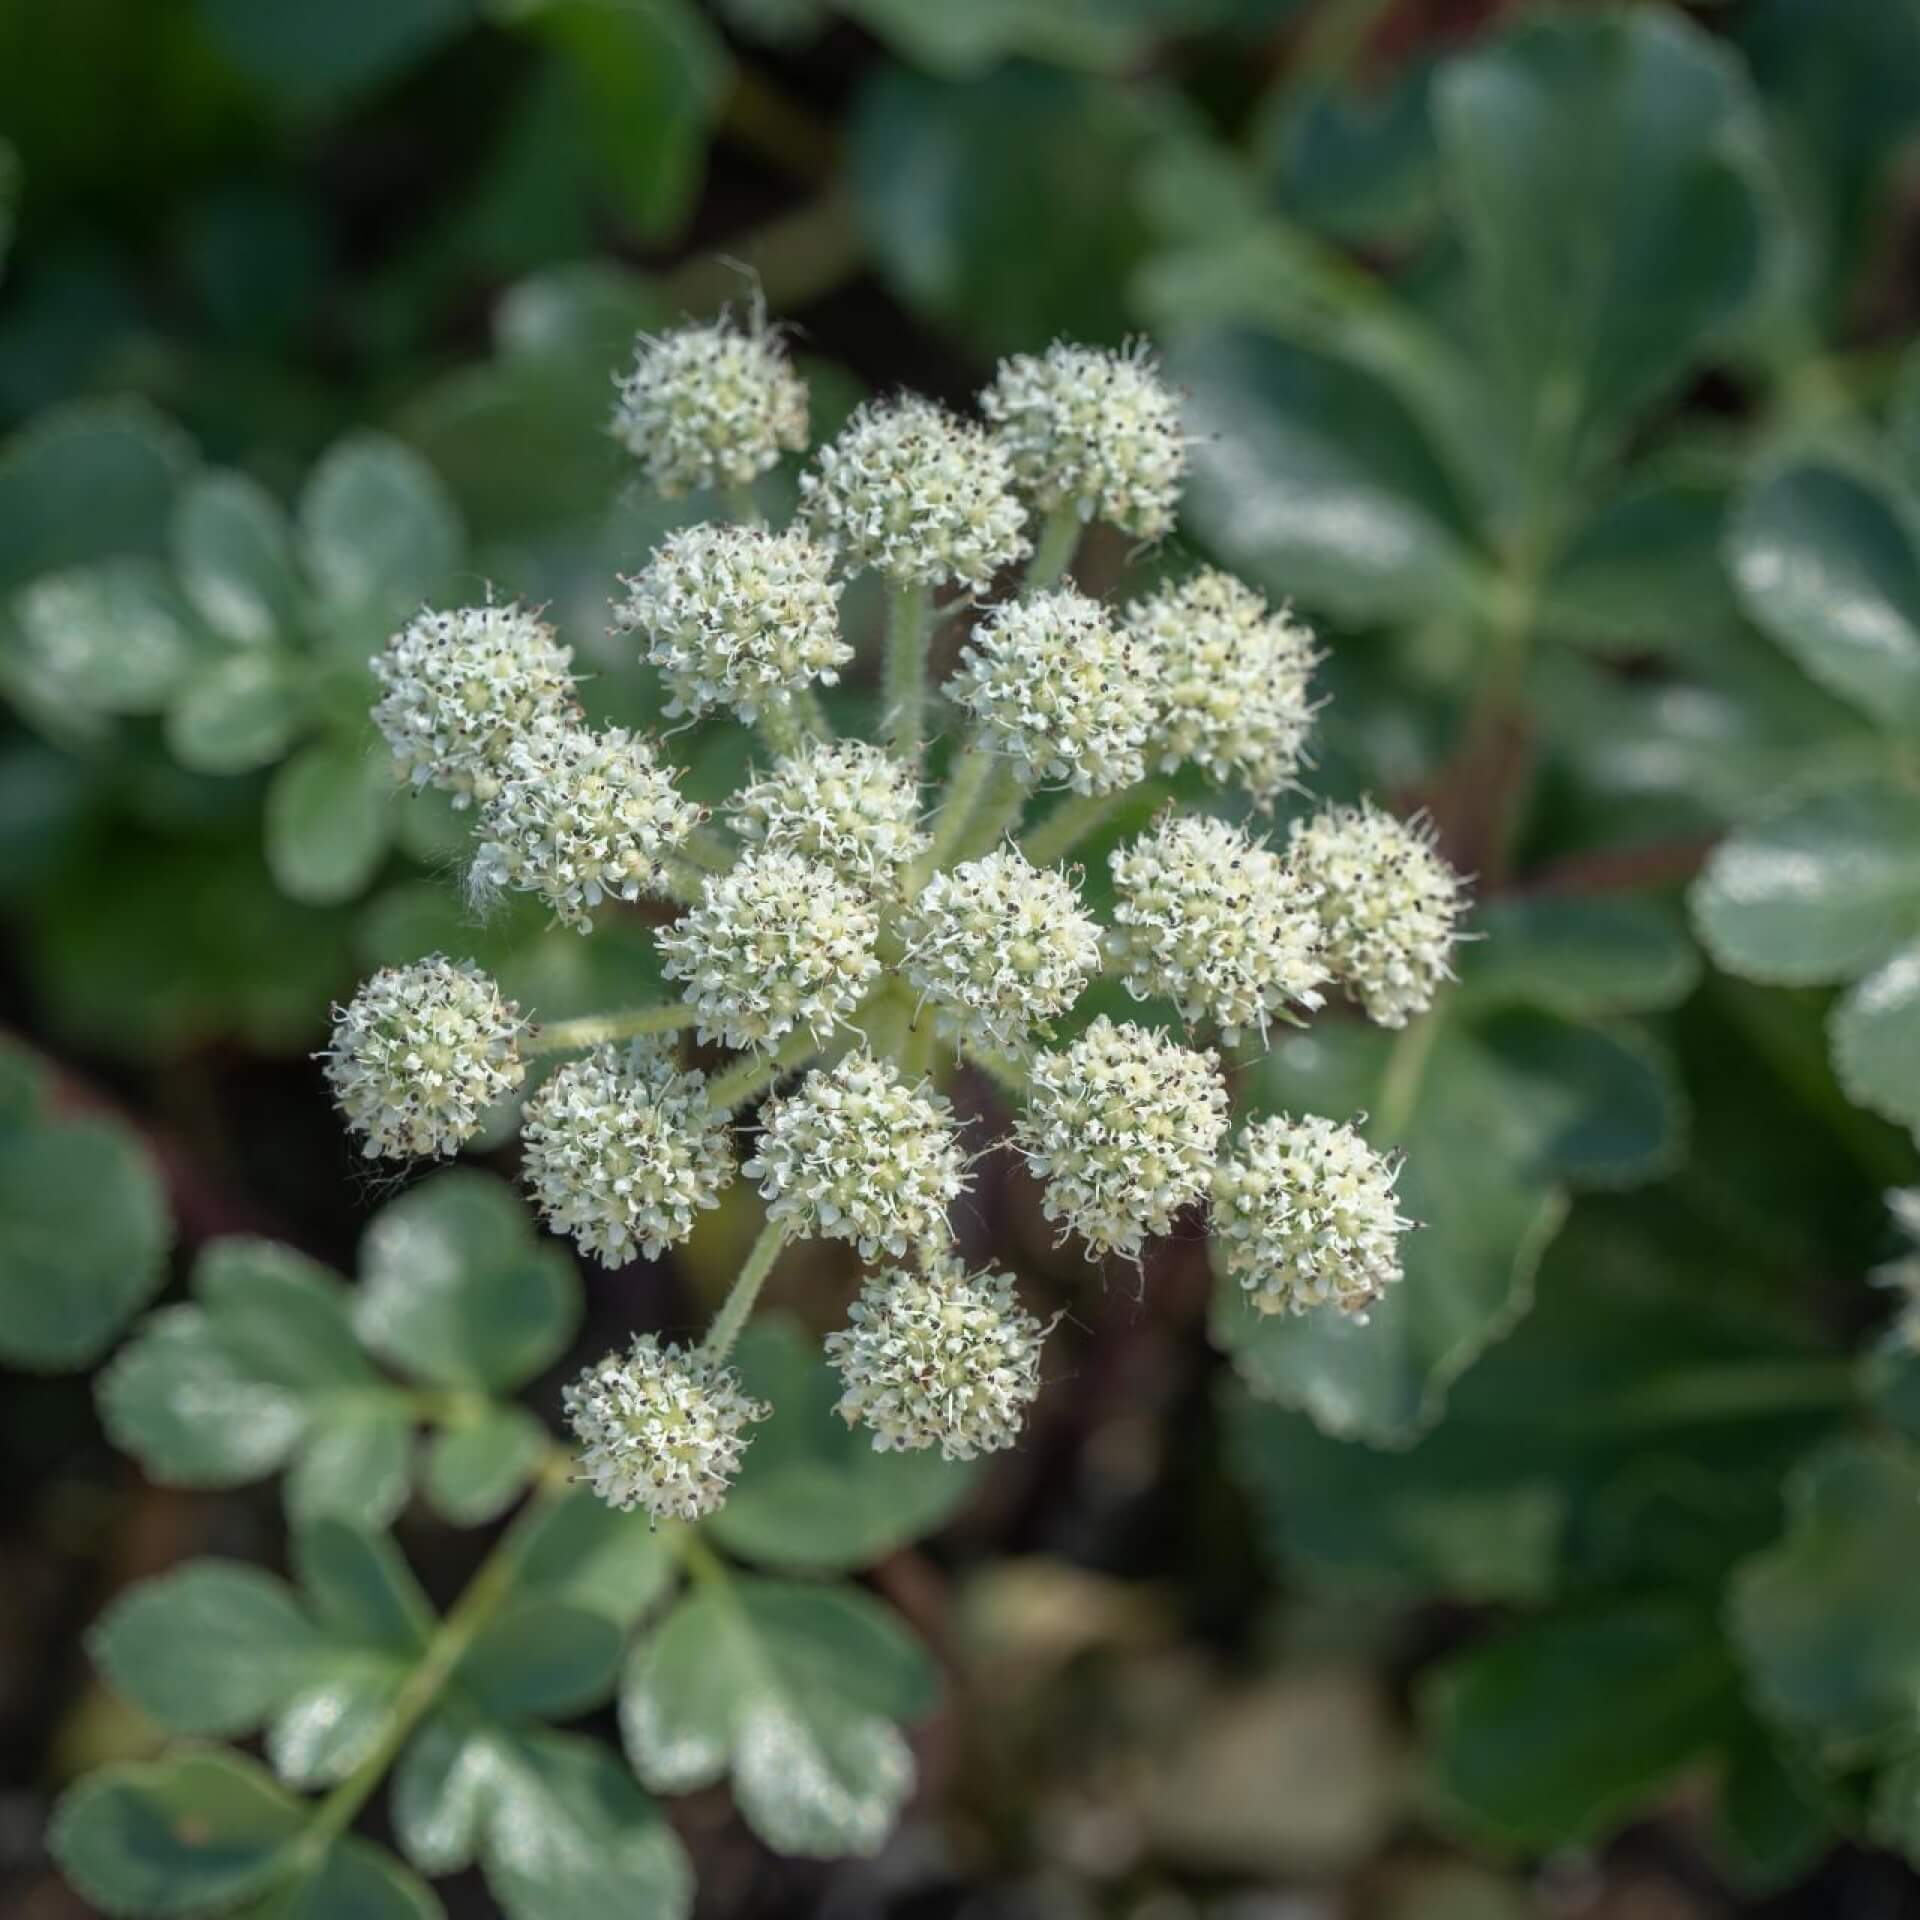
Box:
284, 1403, 413, 1534
10, 557, 205, 714
244, 1836, 442, 1920
853, 63, 1181, 356
1422, 1602, 1739, 1850
1168, 329, 1490, 626
194, 0, 466, 116
1691, 776, 1920, 985
297, 432, 461, 623
1728, 461, 1920, 733
355, 1171, 581, 1393
1225, 1200, 1843, 1600
90, 1563, 326, 1737
455, 1600, 623, 1720
51, 1746, 307, 1917
529, 0, 728, 242
1541, 467, 1745, 661
265, 740, 393, 904
1732, 1436, 1920, 1754
424, 1407, 548, 1526
842, 0, 1211, 76
511, 1488, 679, 1630
166, 650, 305, 774
0, 1099, 170, 1371
172, 470, 300, 647
1831, 946, 1920, 1132
1217, 1009, 1683, 1443
708, 1315, 979, 1571
293, 1520, 434, 1652
622, 1577, 935, 1857
393, 1716, 693, 1920
1434, 9, 1767, 478
1458, 895, 1701, 1018
266, 1671, 406, 1789
0, 398, 193, 595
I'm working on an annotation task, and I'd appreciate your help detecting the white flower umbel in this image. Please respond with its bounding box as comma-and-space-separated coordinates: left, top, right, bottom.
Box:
371, 604, 578, 807
614, 522, 848, 724
826, 1262, 1049, 1460
1017, 1015, 1228, 1261
470, 724, 702, 932
981, 340, 1187, 541
1108, 814, 1326, 1044
800, 395, 1030, 592
945, 587, 1155, 796
564, 1333, 768, 1521
729, 737, 928, 892
899, 847, 1101, 1050
1288, 801, 1464, 1028
1124, 571, 1317, 806
657, 848, 880, 1052
610, 313, 808, 498
744, 1052, 966, 1262
321, 957, 524, 1161
521, 1041, 734, 1266
1212, 1114, 1408, 1318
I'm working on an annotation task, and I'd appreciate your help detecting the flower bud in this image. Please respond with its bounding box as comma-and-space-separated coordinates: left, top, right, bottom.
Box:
1124, 571, 1316, 806
945, 587, 1155, 796
981, 339, 1187, 540
564, 1334, 768, 1521
522, 1041, 734, 1266
614, 522, 848, 724
801, 395, 1029, 591
1212, 1114, 1408, 1318
321, 957, 524, 1161
611, 314, 808, 497
470, 724, 701, 931
827, 1263, 1049, 1460
1108, 813, 1326, 1043
1287, 801, 1465, 1027
657, 849, 881, 1052
899, 847, 1101, 1049
744, 1052, 966, 1262
1016, 1015, 1228, 1260
371, 604, 577, 807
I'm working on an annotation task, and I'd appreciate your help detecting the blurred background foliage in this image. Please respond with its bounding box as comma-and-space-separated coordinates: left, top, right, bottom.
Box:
8, 0, 1920, 1915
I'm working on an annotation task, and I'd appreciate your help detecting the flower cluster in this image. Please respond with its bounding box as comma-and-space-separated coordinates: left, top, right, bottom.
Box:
611, 312, 808, 497
981, 339, 1188, 541
615, 522, 847, 724
471, 725, 701, 930
745, 1052, 966, 1262
1108, 814, 1326, 1044
564, 1334, 768, 1521
321, 957, 524, 1161
521, 1041, 734, 1266
899, 848, 1101, 1050
327, 317, 1471, 1521
1212, 1115, 1408, 1318
371, 604, 577, 807
827, 1262, 1050, 1460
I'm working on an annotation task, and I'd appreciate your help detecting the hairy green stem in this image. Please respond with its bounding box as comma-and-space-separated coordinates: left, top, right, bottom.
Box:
884, 582, 933, 768
723, 483, 763, 527
701, 1214, 789, 1364
755, 698, 804, 760
529, 1003, 700, 1056
915, 742, 997, 883
1024, 505, 1083, 591
705, 1026, 822, 1113
300, 1471, 569, 1855
967, 1046, 1031, 1100
1020, 789, 1132, 869
680, 824, 738, 873
1370, 1009, 1443, 1145
661, 854, 714, 907
954, 761, 1032, 862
